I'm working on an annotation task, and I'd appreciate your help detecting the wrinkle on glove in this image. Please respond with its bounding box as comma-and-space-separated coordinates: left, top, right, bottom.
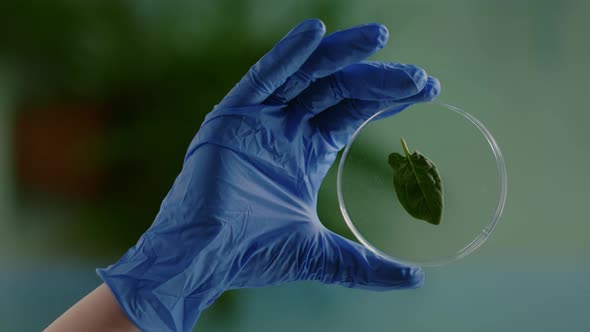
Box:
97, 18, 440, 332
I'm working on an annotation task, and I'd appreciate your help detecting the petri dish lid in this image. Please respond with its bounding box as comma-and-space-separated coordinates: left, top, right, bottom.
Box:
337, 102, 507, 267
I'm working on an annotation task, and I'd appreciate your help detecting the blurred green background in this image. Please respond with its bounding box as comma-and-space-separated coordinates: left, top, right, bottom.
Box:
1, 0, 589, 331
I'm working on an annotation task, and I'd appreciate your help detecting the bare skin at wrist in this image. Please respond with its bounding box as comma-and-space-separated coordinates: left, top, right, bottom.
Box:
44, 283, 139, 332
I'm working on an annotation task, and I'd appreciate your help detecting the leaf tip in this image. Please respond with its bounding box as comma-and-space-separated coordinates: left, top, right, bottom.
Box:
427, 212, 443, 225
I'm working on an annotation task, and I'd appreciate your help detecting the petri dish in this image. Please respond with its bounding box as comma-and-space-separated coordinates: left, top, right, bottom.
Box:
337, 102, 507, 267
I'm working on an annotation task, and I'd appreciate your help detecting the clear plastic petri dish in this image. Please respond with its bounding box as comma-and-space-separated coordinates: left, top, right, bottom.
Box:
337, 102, 507, 267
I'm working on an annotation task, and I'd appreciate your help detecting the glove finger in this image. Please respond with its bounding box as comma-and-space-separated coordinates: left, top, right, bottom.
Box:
316, 230, 424, 291
218, 19, 325, 108
266, 23, 389, 105
311, 76, 440, 150
292, 61, 427, 116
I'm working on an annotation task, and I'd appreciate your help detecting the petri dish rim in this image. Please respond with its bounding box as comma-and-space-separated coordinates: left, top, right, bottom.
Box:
336, 102, 508, 267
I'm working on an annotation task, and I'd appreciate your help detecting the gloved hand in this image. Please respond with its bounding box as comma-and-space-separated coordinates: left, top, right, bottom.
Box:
97, 18, 440, 332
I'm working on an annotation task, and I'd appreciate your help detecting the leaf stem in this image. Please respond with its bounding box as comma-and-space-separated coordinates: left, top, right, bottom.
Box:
400, 137, 411, 159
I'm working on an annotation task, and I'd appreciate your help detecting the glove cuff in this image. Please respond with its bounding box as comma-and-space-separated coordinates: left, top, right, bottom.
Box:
96, 233, 222, 332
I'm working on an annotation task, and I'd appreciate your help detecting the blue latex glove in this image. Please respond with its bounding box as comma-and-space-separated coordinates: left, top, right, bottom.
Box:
97, 19, 440, 331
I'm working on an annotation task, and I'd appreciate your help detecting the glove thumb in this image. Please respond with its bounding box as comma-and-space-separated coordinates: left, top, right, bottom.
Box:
316, 229, 424, 291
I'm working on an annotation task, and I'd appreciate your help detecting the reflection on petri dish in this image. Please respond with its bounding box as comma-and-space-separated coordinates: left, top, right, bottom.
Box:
337, 102, 507, 267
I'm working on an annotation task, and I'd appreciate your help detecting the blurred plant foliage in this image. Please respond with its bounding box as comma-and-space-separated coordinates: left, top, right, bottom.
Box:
0, 0, 348, 259
0, 1, 351, 323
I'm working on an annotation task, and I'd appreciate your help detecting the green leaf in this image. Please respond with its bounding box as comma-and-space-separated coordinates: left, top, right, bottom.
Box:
388, 138, 444, 225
